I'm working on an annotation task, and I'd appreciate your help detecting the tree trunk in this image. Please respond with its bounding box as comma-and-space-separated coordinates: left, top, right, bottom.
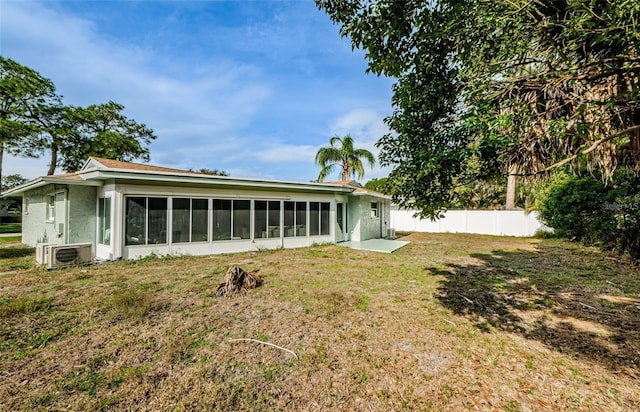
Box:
47, 143, 58, 175
505, 164, 517, 209
341, 165, 350, 181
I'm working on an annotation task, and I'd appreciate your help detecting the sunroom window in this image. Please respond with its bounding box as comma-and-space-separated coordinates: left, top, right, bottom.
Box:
98, 197, 111, 245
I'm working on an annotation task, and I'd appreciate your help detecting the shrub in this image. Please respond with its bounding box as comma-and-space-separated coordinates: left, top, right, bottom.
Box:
538, 172, 640, 260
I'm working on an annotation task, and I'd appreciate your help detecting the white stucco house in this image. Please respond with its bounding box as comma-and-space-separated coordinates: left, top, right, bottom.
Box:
4, 157, 391, 263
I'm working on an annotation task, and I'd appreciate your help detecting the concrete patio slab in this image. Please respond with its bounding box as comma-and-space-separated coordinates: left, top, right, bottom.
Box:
338, 238, 409, 253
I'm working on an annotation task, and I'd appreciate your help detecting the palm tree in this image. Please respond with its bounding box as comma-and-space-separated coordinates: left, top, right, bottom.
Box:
315, 134, 375, 182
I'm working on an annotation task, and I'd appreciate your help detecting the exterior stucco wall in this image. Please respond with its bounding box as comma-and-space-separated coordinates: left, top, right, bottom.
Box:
348, 195, 391, 241
67, 186, 97, 244
21, 185, 64, 247
347, 197, 362, 241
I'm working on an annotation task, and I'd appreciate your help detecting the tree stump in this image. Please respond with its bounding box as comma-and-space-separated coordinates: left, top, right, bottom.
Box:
216, 266, 262, 296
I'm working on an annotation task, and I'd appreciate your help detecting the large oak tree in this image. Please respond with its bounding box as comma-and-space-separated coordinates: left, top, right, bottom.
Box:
0, 57, 56, 192
0, 57, 156, 179
316, 0, 640, 217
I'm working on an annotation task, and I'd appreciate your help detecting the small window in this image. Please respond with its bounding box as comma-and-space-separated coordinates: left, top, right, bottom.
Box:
370, 202, 378, 217
46, 195, 56, 222
98, 197, 111, 245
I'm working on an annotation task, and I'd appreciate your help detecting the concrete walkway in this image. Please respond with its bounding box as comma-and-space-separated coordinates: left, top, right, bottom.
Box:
0, 233, 21, 238
338, 239, 409, 253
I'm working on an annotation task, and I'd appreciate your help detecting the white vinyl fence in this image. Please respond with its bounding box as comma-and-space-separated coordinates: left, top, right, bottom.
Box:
390, 209, 550, 237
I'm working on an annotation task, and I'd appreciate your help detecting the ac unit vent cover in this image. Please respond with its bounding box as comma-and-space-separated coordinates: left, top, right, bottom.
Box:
55, 248, 79, 263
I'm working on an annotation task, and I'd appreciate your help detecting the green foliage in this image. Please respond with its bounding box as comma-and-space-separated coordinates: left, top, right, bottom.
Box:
0, 295, 54, 317
108, 287, 156, 320
538, 172, 640, 260
364, 177, 389, 194
1, 57, 156, 176
56, 102, 156, 172
18, 101, 157, 174
0, 56, 57, 191
315, 134, 375, 182
317, 0, 640, 218
188, 168, 229, 176
449, 178, 506, 210
1, 174, 27, 191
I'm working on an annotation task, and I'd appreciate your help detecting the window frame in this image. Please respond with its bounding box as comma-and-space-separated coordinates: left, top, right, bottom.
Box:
45, 194, 56, 222
98, 197, 111, 245
124, 196, 168, 246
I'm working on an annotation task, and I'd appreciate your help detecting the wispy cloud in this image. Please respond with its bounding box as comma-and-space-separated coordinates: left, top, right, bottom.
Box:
1, 0, 394, 183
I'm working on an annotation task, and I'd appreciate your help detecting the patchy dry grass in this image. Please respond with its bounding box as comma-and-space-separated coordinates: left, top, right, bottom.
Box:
0, 233, 638, 411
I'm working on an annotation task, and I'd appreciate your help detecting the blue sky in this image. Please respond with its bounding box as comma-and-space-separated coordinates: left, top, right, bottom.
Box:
1, 0, 395, 182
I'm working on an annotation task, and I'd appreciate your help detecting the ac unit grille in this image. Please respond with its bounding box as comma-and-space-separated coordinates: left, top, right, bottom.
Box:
46, 243, 93, 269
54, 248, 79, 264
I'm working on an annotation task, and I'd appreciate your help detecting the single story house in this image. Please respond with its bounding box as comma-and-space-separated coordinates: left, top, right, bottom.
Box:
4, 157, 391, 262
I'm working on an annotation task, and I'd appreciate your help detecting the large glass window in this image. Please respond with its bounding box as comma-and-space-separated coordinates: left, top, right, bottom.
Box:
284, 201, 295, 237
254, 201, 268, 238
284, 201, 308, 237
321, 202, 330, 235
296, 201, 307, 237
125, 197, 167, 245
310, 202, 320, 236
192, 199, 208, 242
213, 199, 231, 240
309, 202, 331, 236
172, 198, 190, 243
98, 197, 111, 245
233, 200, 251, 240
254, 200, 281, 238
173, 198, 208, 243
125, 197, 147, 245
268, 201, 281, 237
148, 198, 168, 244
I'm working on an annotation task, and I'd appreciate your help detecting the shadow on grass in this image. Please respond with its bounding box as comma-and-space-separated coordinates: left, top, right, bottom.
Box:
429, 241, 640, 373
0, 246, 34, 259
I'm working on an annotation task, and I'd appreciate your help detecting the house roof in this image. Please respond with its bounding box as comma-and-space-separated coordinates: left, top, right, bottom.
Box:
81, 157, 204, 175
325, 180, 391, 199
3, 158, 388, 199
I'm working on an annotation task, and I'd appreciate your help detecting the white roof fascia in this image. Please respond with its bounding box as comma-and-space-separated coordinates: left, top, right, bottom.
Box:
1, 176, 103, 197
350, 191, 392, 200
87, 169, 355, 194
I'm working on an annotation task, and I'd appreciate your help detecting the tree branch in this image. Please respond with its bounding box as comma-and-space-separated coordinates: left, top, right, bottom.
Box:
514, 124, 640, 176
229, 338, 298, 359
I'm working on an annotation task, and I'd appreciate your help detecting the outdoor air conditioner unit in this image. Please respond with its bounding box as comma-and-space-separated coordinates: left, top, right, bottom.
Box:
46, 243, 94, 269
386, 228, 396, 238
36, 243, 54, 265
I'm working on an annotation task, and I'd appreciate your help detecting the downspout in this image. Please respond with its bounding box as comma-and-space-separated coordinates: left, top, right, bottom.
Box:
63, 186, 69, 244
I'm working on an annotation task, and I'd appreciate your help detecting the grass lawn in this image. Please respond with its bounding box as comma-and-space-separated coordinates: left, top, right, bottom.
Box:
0, 236, 21, 245
0, 233, 638, 410
0, 223, 21, 234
